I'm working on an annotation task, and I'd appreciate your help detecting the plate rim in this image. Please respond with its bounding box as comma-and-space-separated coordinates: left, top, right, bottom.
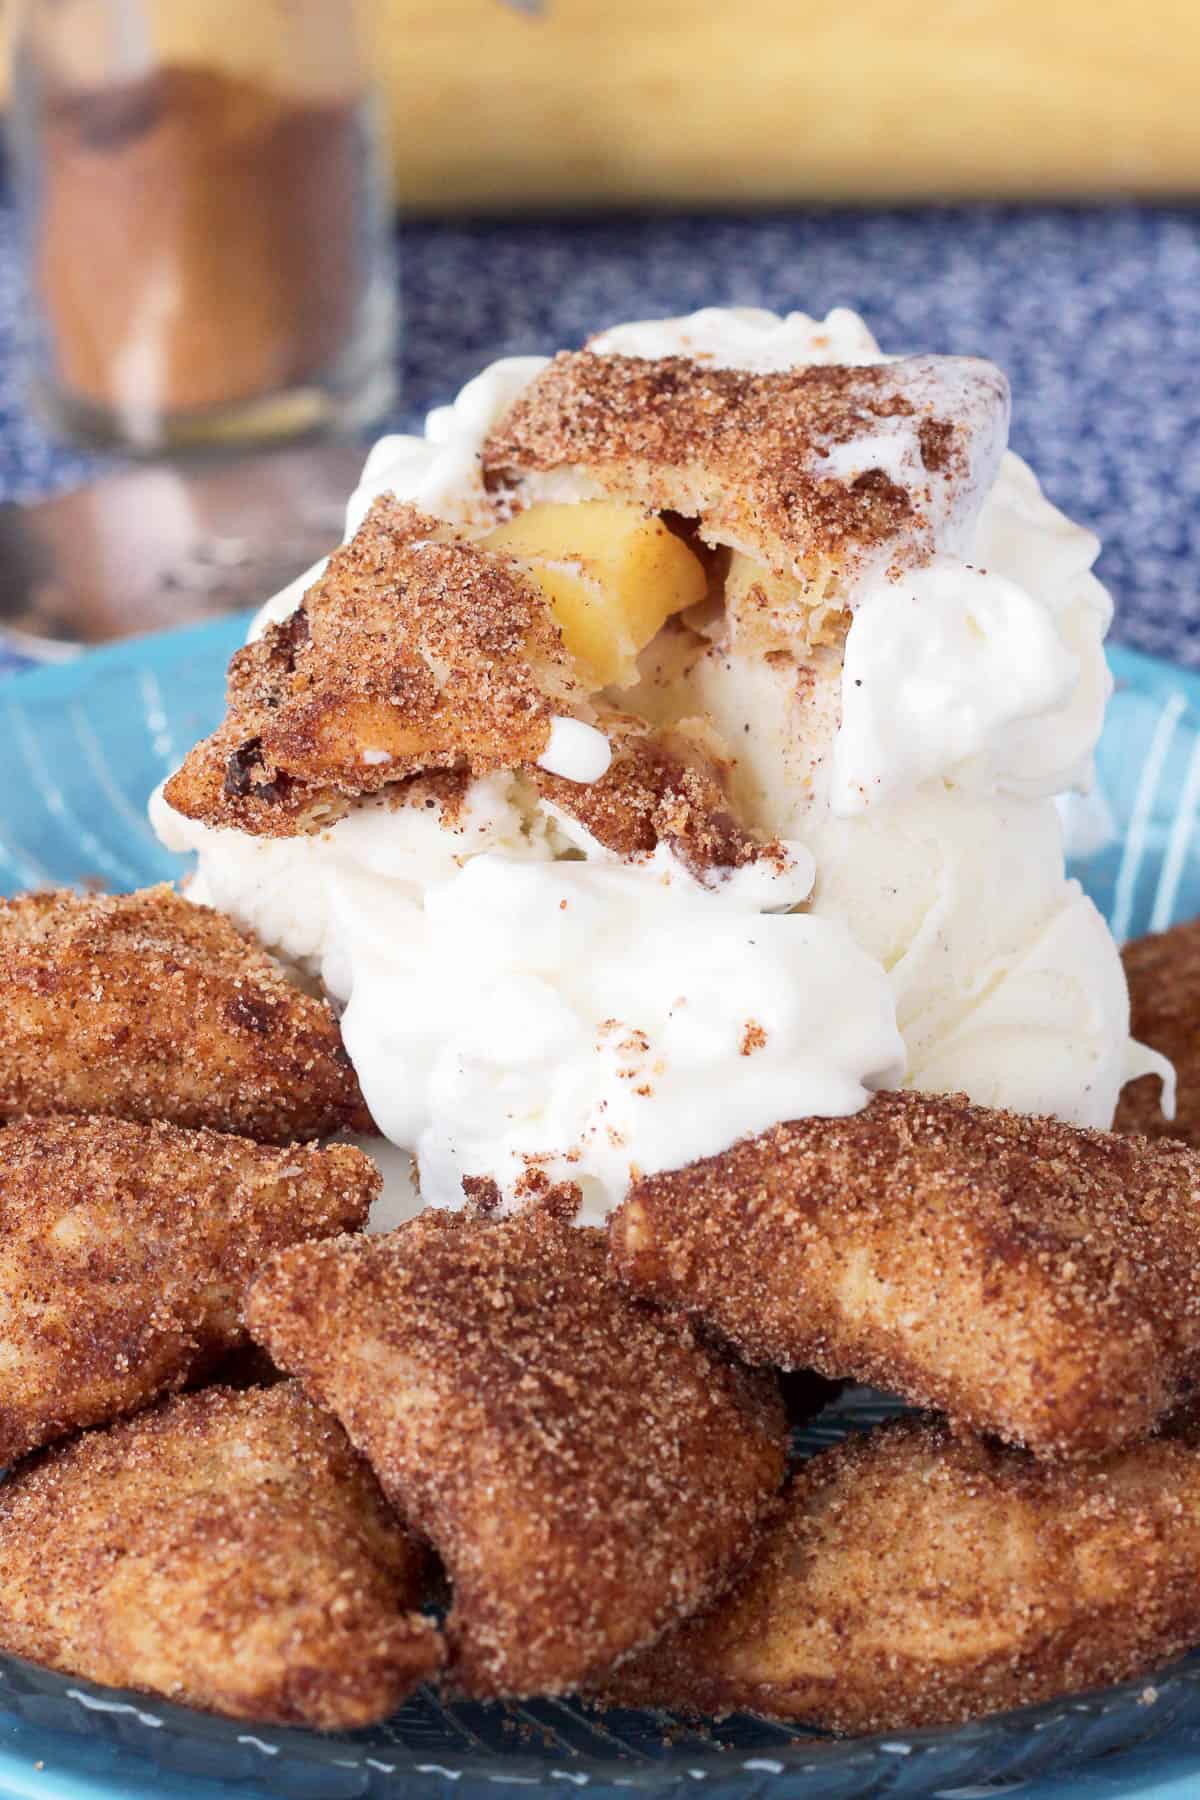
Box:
4, 626, 1200, 1796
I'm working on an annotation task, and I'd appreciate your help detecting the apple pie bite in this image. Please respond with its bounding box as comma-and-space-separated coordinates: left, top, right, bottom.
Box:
602, 1414, 1200, 1732
164, 497, 603, 836
245, 1211, 788, 1700
164, 344, 1011, 842
0, 1384, 441, 1728
0, 885, 371, 1141
0, 1115, 377, 1463
482, 349, 1010, 650
610, 1090, 1200, 1460
1116, 918, 1200, 1145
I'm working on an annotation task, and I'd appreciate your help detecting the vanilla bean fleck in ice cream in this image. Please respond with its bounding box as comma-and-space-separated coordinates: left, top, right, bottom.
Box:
153, 306, 1167, 1223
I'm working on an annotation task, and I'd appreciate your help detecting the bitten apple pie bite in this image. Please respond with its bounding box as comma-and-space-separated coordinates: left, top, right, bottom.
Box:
481, 348, 1010, 647
0, 1384, 441, 1728
0, 1115, 377, 1462
244, 1210, 788, 1700
153, 463, 899, 1220
163, 497, 615, 837
0, 885, 371, 1141
609, 1091, 1200, 1460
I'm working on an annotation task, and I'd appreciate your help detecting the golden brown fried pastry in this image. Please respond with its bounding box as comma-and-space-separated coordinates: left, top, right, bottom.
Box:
164, 497, 583, 837
1116, 918, 1198, 1144
531, 716, 780, 878
0, 885, 371, 1141
609, 1090, 1200, 1460
245, 1210, 788, 1699
0, 1383, 441, 1728
604, 1414, 1200, 1732
0, 1115, 378, 1463
482, 351, 1008, 593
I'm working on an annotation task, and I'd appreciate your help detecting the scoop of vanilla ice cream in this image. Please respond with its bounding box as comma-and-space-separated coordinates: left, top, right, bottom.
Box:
154, 779, 904, 1222
589, 305, 887, 371
630, 583, 1128, 1129
155, 304, 1156, 1214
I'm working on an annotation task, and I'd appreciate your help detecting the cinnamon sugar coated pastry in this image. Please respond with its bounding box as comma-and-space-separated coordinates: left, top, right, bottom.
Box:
603, 1415, 1200, 1732
609, 1091, 1200, 1459
1115, 918, 1199, 1144
482, 352, 1009, 598
164, 496, 591, 838
0, 885, 371, 1141
529, 718, 782, 876
244, 1210, 788, 1699
0, 1384, 441, 1728
0, 1115, 378, 1463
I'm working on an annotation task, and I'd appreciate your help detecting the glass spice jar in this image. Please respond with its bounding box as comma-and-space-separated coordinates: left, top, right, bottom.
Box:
7, 0, 396, 451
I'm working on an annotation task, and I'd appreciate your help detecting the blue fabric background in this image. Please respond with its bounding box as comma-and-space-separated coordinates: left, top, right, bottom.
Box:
0, 199, 1197, 663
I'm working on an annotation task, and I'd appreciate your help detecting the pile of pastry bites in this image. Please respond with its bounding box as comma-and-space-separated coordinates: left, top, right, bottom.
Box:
0, 884, 1199, 1740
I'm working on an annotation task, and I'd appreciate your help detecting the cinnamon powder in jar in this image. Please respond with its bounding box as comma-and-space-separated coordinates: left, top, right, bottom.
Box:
35, 65, 364, 426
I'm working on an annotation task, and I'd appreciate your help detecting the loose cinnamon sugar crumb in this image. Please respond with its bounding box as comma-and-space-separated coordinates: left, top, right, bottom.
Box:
610, 1090, 1200, 1460
244, 1211, 787, 1700
511, 1165, 583, 1220
483, 351, 1007, 586
740, 1022, 767, 1056
165, 497, 580, 837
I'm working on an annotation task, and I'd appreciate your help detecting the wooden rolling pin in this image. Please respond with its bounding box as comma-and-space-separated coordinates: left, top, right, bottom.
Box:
370, 0, 1200, 209
6, 0, 1198, 210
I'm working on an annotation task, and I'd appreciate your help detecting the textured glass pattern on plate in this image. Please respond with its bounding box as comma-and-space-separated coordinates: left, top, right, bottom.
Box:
2, 623, 1200, 1799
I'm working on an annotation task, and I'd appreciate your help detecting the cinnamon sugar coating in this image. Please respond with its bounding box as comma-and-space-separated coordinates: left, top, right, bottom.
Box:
1115, 919, 1200, 1144
483, 351, 1008, 587
602, 1413, 1200, 1732
0, 885, 371, 1141
244, 1210, 788, 1699
0, 1384, 441, 1728
609, 1091, 1200, 1460
533, 718, 781, 877
165, 497, 580, 837
0, 1115, 377, 1463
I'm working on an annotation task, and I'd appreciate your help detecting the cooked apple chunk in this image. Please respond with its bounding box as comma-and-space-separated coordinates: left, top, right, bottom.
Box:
484, 501, 708, 687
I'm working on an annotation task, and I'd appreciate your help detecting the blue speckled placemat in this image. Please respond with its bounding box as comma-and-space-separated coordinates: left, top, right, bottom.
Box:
0, 199, 1198, 664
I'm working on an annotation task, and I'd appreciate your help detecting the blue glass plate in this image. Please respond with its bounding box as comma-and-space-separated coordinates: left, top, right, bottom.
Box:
3, 623, 1200, 1800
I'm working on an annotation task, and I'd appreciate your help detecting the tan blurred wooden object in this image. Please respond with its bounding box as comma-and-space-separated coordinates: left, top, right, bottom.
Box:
5, 0, 1199, 209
